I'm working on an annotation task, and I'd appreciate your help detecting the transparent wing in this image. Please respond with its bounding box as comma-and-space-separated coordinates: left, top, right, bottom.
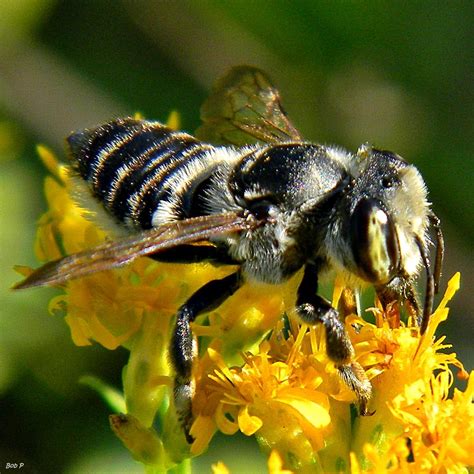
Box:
195, 65, 303, 146
13, 213, 254, 289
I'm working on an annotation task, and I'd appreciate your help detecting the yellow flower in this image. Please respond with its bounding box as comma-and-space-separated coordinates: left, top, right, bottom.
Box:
190, 274, 472, 473
347, 273, 473, 473
18, 144, 473, 473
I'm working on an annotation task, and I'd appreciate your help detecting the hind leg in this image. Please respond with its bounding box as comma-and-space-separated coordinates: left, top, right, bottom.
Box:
170, 271, 242, 442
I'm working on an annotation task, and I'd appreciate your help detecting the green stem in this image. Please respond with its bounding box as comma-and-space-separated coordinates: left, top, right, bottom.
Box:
168, 458, 191, 474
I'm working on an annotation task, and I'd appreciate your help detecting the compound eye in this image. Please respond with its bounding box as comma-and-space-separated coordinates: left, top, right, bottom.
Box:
248, 199, 277, 220
350, 198, 400, 284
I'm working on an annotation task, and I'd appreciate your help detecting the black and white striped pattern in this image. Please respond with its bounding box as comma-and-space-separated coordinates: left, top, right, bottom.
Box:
67, 118, 224, 230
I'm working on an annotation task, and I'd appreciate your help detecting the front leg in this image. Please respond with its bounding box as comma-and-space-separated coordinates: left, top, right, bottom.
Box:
376, 282, 420, 326
171, 271, 242, 443
296, 263, 372, 413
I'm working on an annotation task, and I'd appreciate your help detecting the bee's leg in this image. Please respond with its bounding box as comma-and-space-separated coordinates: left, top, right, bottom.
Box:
404, 283, 421, 325
376, 285, 401, 313
296, 263, 372, 413
376, 284, 420, 326
171, 270, 242, 442
296, 264, 353, 362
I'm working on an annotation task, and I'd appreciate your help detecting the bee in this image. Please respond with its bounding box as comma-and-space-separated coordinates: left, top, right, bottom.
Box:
14, 66, 444, 442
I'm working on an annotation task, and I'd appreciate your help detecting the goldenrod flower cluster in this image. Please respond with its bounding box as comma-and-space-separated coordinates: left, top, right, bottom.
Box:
17, 146, 473, 473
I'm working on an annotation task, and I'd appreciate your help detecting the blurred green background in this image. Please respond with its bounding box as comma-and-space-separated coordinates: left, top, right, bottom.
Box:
1, 1, 473, 473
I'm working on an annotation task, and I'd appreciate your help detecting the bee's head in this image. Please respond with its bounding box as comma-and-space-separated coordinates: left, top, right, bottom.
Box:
347, 145, 443, 331
348, 146, 431, 284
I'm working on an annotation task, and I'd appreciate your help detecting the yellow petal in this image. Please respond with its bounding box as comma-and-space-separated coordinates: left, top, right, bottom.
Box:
268, 450, 293, 474
64, 313, 94, 347
349, 451, 361, 474
238, 405, 263, 435
276, 388, 330, 429
37, 144, 66, 182
190, 415, 216, 455
439, 272, 461, 311
166, 110, 181, 130
211, 461, 231, 474
215, 404, 239, 435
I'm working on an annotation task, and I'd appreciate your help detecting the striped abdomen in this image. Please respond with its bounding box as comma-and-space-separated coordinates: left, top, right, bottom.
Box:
67, 118, 220, 230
